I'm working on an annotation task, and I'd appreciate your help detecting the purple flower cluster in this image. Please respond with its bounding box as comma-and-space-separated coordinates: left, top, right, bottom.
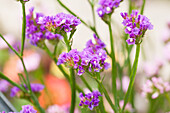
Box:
37, 12, 81, 33
142, 77, 170, 99
57, 34, 110, 75
26, 7, 63, 46
0, 80, 9, 92
121, 10, 153, 45
97, 0, 121, 18
20, 105, 37, 113
10, 83, 44, 97
79, 90, 102, 110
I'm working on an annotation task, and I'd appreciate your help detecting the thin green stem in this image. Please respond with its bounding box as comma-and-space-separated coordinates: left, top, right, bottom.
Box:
96, 73, 106, 113
43, 44, 84, 94
31, 93, 45, 113
0, 72, 27, 93
57, 0, 88, 27
121, 44, 140, 112
18, 73, 28, 87
20, 58, 31, 91
140, 0, 146, 15
20, 1, 26, 57
53, 45, 57, 57
108, 17, 118, 109
165, 93, 170, 105
63, 34, 76, 113
128, 0, 132, 14
95, 78, 118, 113
0, 34, 20, 58
80, 76, 93, 92
69, 68, 76, 113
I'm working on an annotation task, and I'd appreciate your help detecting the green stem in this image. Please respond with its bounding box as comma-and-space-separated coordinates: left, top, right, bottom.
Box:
95, 78, 118, 113
31, 93, 45, 113
108, 17, 118, 109
20, 1, 26, 57
96, 73, 106, 113
63, 34, 76, 113
80, 76, 93, 92
57, 0, 88, 27
20, 58, 31, 91
0, 72, 27, 93
121, 44, 140, 112
128, 0, 132, 14
140, 0, 146, 15
165, 93, 170, 105
69, 68, 76, 113
43, 44, 84, 94
0, 34, 20, 58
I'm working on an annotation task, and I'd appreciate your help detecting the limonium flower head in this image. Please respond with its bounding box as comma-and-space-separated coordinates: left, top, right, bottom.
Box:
0, 80, 9, 92
26, 7, 63, 47
37, 13, 81, 35
121, 10, 153, 45
142, 77, 170, 99
57, 34, 110, 75
20, 105, 37, 113
97, 0, 122, 18
10, 83, 44, 97
79, 90, 102, 110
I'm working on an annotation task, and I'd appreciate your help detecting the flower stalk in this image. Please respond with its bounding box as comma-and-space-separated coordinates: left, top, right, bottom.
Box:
121, 44, 140, 112
108, 16, 118, 109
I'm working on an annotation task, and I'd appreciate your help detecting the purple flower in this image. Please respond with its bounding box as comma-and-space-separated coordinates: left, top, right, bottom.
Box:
141, 77, 170, 99
10, 83, 44, 97
30, 84, 45, 92
20, 105, 37, 113
38, 12, 81, 34
0, 80, 9, 92
126, 38, 136, 45
26, 8, 63, 47
10, 86, 20, 97
97, 0, 122, 18
121, 10, 153, 45
57, 34, 110, 75
79, 90, 102, 110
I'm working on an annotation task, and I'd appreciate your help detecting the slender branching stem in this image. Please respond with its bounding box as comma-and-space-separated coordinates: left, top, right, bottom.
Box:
121, 44, 140, 112
108, 16, 118, 109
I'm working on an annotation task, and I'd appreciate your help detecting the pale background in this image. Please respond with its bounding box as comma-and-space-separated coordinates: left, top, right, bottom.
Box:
0, 0, 170, 112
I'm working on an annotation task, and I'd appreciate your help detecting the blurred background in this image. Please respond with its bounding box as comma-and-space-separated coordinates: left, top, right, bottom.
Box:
0, 0, 170, 113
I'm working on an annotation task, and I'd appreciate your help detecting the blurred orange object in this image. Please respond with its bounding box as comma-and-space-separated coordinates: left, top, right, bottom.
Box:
39, 74, 71, 108
3, 50, 41, 83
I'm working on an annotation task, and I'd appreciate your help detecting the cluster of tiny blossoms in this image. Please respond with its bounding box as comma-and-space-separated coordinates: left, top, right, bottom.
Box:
97, 0, 122, 18
0, 105, 36, 113
142, 77, 170, 99
121, 10, 153, 45
79, 90, 102, 110
10, 83, 44, 97
26, 7, 63, 46
20, 105, 37, 113
57, 34, 110, 75
37, 12, 81, 34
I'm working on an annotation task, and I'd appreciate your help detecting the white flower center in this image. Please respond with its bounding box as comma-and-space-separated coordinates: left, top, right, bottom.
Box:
99, 11, 103, 15
127, 27, 132, 31
38, 17, 43, 24
106, 7, 111, 12
94, 61, 96, 64
61, 19, 66, 24
130, 38, 133, 42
